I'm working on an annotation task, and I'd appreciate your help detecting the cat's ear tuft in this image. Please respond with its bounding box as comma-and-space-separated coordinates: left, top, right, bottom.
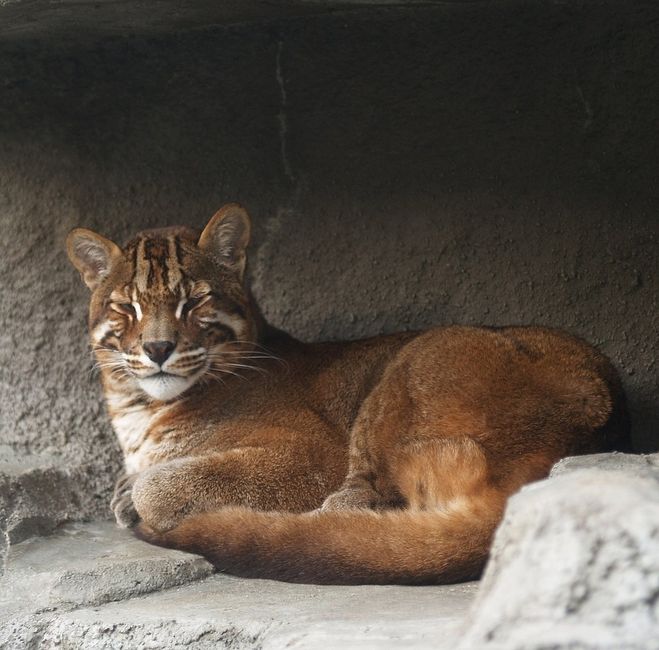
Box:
66, 228, 122, 290
198, 204, 251, 278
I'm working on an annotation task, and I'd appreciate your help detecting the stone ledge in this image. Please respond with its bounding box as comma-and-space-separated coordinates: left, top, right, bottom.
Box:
0, 448, 117, 575
26, 575, 478, 649
0, 0, 411, 43
0, 522, 478, 649
0, 521, 213, 613
0, 519, 477, 648
459, 458, 659, 650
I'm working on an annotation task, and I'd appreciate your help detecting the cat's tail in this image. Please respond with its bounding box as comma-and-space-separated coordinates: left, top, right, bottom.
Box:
135, 488, 505, 585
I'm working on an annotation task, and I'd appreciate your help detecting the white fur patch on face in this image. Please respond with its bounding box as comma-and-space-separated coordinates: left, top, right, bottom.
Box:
137, 373, 198, 401
175, 298, 185, 320
132, 302, 143, 321
91, 319, 114, 344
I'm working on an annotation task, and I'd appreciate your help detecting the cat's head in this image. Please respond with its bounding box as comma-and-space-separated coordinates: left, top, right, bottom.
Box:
67, 204, 258, 401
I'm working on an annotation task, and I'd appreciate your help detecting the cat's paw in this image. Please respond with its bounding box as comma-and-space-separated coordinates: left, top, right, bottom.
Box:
321, 485, 382, 511
110, 473, 140, 528
131, 465, 192, 532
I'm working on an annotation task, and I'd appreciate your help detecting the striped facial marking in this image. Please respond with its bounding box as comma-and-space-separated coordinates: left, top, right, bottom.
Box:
89, 228, 255, 401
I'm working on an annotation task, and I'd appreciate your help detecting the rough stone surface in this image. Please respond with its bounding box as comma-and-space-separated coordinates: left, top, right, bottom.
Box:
45, 576, 476, 649
42, 578, 478, 649
1, 521, 213, 611
0, 0, 420, 42
551, 450, 659, 478
0, 446, 117, 574
0, 521, 478, 649
459, 466, 659, 650
0, 0, 657, 543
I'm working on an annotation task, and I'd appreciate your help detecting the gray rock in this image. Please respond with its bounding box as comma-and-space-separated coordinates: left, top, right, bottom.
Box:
551, 451, 659, 477
0, 448, 117, 575
40, 574, 478, 650
459, 468, 659, 650
0, 521, 213, 613
0, 520, 478, 649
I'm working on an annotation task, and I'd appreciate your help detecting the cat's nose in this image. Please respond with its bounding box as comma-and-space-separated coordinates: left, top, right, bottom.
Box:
143, 340, 176, 365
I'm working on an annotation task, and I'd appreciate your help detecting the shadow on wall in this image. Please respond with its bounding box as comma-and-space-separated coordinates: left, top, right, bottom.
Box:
0, 0, 657, 471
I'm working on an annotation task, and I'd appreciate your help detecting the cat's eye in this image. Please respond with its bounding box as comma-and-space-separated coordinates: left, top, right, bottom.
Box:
176, 294, 210, 319
110, 302, 139, 319
186, 296, 203, 310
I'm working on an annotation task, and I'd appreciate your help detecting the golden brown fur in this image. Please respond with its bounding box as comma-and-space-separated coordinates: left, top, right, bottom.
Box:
67, 204, 630, 584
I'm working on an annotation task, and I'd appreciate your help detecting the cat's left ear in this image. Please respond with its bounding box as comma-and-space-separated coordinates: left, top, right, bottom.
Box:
198, 204, 251, 279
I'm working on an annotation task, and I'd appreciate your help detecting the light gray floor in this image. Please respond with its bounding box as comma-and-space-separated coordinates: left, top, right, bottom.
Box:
0, 522, 479, 649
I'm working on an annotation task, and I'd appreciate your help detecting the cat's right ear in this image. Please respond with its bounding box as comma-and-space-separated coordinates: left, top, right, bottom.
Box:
66, 228, 122, 290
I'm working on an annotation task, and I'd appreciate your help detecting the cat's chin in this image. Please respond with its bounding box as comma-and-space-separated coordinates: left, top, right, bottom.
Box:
138, 373, 197, 401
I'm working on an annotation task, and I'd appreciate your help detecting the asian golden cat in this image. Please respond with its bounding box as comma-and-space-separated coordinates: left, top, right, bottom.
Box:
66, 204, 629, 584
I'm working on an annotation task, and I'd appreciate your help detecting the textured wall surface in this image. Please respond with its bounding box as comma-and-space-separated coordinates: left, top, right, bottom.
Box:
1, 1, 657, 532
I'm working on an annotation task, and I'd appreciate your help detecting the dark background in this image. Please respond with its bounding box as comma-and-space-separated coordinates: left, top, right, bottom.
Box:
1, 1, 657, 523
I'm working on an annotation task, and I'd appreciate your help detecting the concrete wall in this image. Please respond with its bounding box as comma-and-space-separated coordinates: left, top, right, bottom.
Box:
1, 1, 657, 528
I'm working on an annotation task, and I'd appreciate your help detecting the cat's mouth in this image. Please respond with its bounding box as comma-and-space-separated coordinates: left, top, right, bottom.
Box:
137, 371, 199, 401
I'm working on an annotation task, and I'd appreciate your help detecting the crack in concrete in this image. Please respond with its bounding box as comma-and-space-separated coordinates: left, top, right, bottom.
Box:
252, 40, 304, 304
276, 40, 295, 185
575, 83, 594, 131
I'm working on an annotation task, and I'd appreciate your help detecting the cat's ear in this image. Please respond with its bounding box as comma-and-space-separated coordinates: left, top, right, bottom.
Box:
66, 228, 122, 290
198, 204, 251, 278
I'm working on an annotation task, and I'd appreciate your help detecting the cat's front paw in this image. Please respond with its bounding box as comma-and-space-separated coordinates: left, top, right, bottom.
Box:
131, 465, 192, 533
110, 473, 140, 528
